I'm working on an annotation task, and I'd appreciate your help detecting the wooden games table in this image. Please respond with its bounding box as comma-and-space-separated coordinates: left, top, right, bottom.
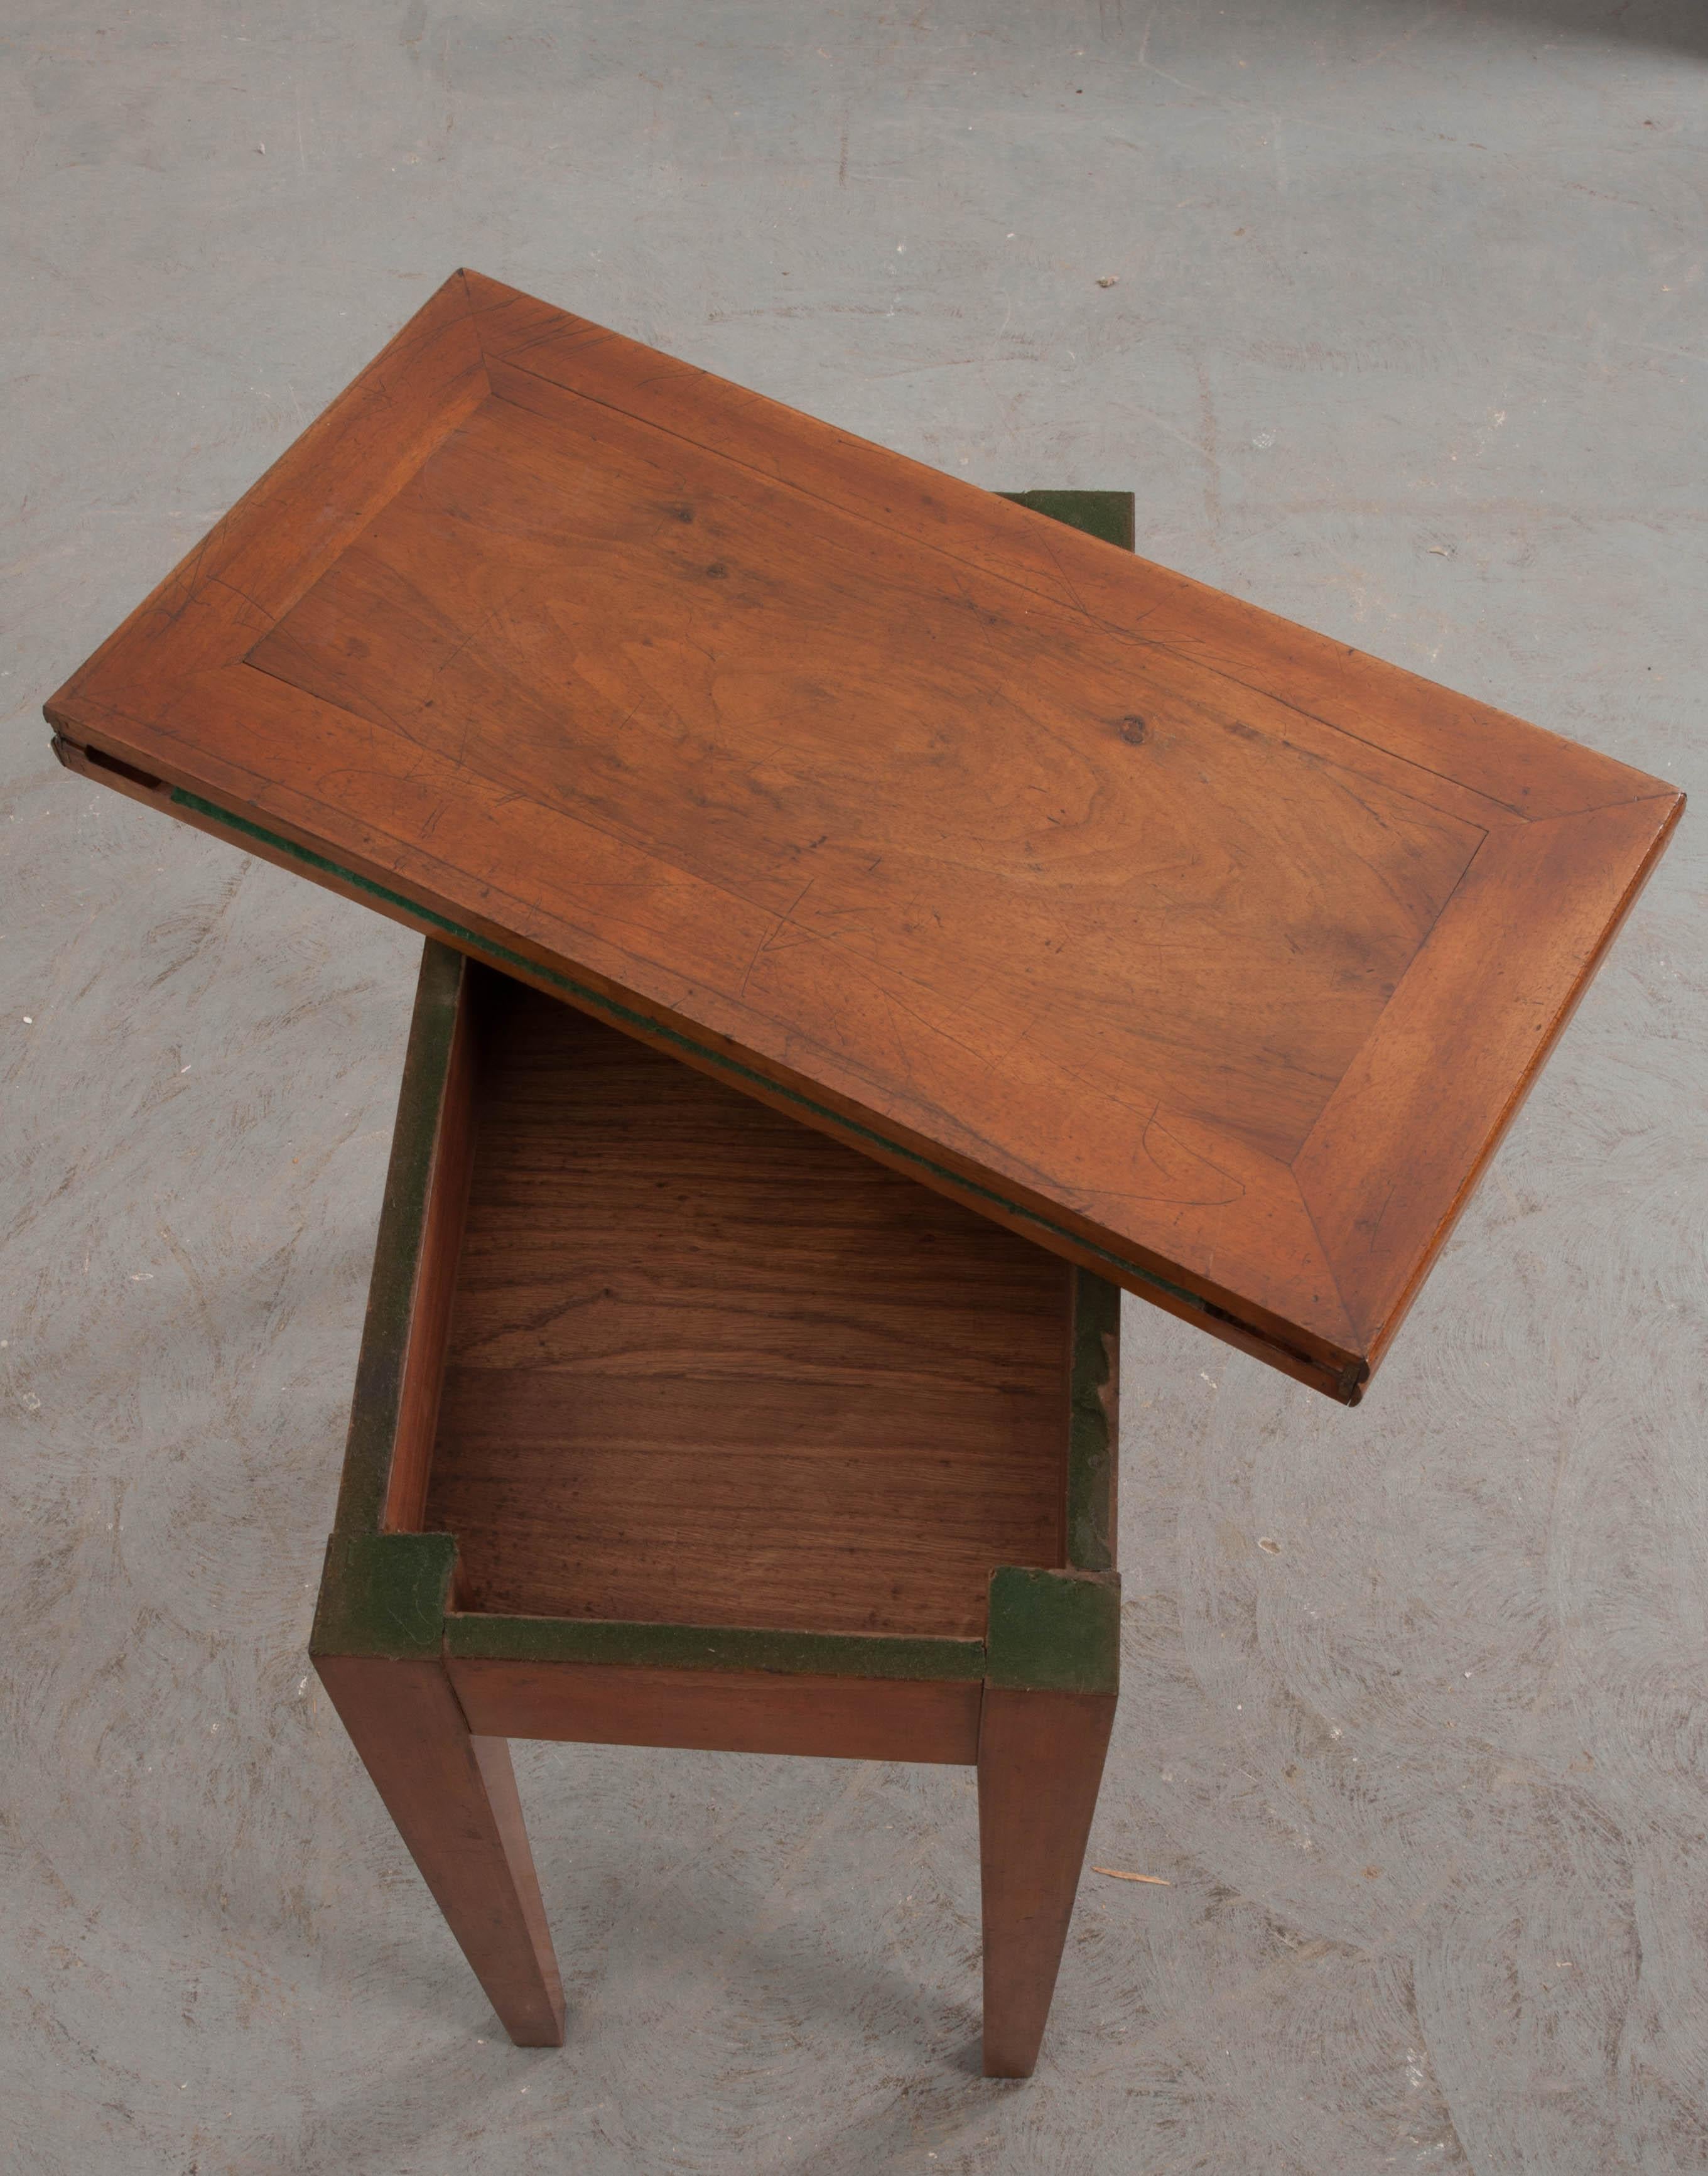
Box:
47, 274, 1682, 2073
313, 933, 1122, 2070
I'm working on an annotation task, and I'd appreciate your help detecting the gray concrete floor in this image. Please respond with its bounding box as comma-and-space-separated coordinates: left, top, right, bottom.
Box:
4, 3, 1705, 2170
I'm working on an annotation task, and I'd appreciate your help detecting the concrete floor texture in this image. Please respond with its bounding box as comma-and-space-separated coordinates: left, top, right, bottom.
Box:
3, 1, 1705, 2169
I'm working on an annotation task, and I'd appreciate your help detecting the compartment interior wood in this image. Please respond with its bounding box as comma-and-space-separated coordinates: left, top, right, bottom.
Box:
397, 963, 1076, 1640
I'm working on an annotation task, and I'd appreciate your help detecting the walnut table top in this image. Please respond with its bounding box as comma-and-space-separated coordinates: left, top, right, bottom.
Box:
47, 270, 1683, 1400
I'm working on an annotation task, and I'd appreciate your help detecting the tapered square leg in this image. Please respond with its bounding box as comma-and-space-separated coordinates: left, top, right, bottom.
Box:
978, 1683, 1116, 2077
315, 1651, 565, 2047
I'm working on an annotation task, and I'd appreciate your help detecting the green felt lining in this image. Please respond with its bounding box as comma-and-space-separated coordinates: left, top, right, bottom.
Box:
997, 489, 1136, 551
1066, 1269, 1120, 1573
985, 1566, 1120, 1695
444, 1613, 985, 1681
311, 1532, 457, 1660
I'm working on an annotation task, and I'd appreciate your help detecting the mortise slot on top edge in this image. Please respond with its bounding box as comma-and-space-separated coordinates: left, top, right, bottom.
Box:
56, 737, 168, 794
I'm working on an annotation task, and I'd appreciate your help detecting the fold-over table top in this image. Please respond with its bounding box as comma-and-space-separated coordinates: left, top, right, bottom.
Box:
47, 269, 1682, 1401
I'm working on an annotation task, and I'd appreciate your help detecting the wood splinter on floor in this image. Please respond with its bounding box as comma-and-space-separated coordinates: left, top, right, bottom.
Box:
1091, 1866, 1171, 1885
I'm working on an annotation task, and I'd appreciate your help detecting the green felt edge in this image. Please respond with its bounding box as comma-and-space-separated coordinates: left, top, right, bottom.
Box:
311, 1532, 457, 1660
331, 941, 467, 1535
998, 489, 1136, 552
986, 1566, 1120, 1695
444, 1613, 985, 1682
1066, 1269, 1120, 1573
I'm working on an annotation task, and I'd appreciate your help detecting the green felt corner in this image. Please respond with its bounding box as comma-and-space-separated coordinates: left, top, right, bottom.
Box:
985, 1566, 1120, 1695
444, 1613, 985, 1681
310, 1532, 457, 1660
997, 489, 1136, 552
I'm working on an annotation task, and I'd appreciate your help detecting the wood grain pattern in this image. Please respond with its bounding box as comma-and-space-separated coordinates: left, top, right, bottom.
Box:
1292, 796, 1685, 1351
978, 1686, 1116, 2077
422, 968, 1071, 1639
46, 269, 1684, 1395
333, 945, 471, 1535
382, 958, 478, 1534
314, 938, 1103, 2060
313, 1652, 565, 2047
447, 1655, 983, 1764
60, 275, 484, 700
975, 1567, 1121, 2072
249, 382, 1478, 1172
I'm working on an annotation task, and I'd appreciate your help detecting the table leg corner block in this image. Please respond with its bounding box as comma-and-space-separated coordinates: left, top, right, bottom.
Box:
310, 1529, 565, 2050
310, 1529, 459, 1664
978, 1566, 1120, 2078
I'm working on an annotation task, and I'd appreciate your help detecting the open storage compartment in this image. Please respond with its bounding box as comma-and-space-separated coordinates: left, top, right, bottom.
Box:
315, 941, 1119, 1769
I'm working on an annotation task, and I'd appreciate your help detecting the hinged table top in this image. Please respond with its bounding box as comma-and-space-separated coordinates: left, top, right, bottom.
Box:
46, 269, 1683, 1400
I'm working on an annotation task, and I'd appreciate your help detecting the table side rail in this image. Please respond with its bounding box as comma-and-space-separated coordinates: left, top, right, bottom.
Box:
448, 1654, 985, 1763
331, 939, 478, 1535
1066, 1269, 1120, 1573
